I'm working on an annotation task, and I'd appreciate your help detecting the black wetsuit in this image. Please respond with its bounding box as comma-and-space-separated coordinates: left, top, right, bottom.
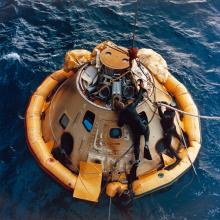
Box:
158, 106, 181, 160
118, 89, 150, 161
52, 147, 72, 166
51, 132, 73, 169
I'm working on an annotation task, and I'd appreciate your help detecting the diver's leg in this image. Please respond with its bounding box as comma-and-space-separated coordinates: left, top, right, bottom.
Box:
157, 153, 165, 170
143, 127, 152, 160
127, 135, 140, 185
133, 135, 141, 162
128, 162, 138, 184
164, 132, 172, 149
169, 146, 180, 161
143, 126, 150, 143
163, 133, 181, 170
173, 127, 190, 147
164, 132, 180, 161
173, 127, 183, 143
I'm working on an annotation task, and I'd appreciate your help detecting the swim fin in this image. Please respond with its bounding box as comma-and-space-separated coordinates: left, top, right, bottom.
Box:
144, 145, 152, 160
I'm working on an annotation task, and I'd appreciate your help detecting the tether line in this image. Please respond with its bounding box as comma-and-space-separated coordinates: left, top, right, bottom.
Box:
176, 112, 198, 176
156, 102, 220, 120
108, 197, 112, 220
132, 0, 139, 48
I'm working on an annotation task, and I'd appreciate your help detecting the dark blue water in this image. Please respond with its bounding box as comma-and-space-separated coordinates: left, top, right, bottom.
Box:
1, 0, 220, 219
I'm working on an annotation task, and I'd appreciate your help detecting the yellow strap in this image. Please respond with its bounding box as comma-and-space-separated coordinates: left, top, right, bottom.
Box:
73, 161, 102, 202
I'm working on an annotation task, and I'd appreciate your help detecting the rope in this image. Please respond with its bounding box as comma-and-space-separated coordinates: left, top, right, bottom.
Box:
137, 59, 173, 98
153, 84, 172, 98
156, 102, 220, 120
132, 69, 171, 98
130, 71, 157, 123
135, 59, 220, 120
176, 113, 198, 176
134, 59, 158, 125
175, 168, 195, 198
113, 144, 133, 168
134, 59, 202, 180
108, 197, 112, 220
176, 113, 206, 190
132, 0, 139, 48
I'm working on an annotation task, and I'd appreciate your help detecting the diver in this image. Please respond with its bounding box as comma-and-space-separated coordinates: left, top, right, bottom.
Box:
114, 80, 152, 184
52, 132, 74, 172
157, 101, 182, 169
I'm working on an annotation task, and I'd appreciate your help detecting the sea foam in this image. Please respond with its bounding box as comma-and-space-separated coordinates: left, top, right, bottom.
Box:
2, 52, 21, 62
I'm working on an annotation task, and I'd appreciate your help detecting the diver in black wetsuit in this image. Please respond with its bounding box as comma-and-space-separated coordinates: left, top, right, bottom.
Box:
157, 102, 181, 167
114, 81, 152, 184
52, 132, 74, 171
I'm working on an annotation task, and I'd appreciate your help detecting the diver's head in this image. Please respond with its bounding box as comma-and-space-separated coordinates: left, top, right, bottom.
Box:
137, 78, 144, 87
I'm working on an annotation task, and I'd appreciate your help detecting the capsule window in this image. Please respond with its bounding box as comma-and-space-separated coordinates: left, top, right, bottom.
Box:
59, 113, 69, 129
82, 111, 95, 132
109, 128, 122, 139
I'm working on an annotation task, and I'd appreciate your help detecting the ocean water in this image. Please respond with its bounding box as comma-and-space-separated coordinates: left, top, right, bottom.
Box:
0, 0, 220, 219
